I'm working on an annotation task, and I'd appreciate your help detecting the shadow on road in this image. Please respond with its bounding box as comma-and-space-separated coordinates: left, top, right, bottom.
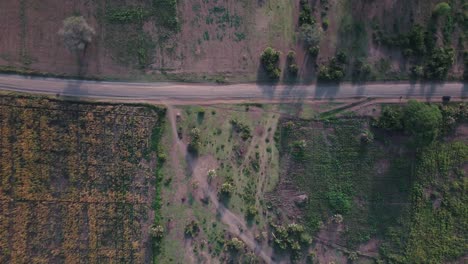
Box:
314, 82, 340, 99
463, 83, 468, 98
62, 79, 88, 100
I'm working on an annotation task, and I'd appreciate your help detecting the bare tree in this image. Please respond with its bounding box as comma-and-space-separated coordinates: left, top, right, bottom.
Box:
58, 16, 95, 53
300, 24, 322, 47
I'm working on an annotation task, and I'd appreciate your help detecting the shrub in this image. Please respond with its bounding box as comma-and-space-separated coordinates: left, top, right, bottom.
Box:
322, 18, 329, 30
378, 106, 403, 131
106, 7, 150, 24
287, 50, 296, 61
309, 45, 320, 57
326, 191, 352, 214
352, 59, 372, 82
231, 118, 252, 140
188, 127, 201, 153
220, 182, 234, 195
246, 205, 257, 218
184, 220, 200, 237
289, 64, 299, 76
410, 65, 424, 79
207, 169, 217, 182
226, 237, 245, 251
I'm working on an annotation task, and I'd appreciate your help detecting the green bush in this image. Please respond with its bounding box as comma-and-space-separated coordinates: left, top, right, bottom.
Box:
326, 191, 352, 214
403, 100, 442, 145
106, 7, 150, 24
433, 2, 451, 17
220, 182, 234, 195
188, 127, 201, 153
299, 1, 314, 26
153, 0, 179, 31
309, 45, 319, 57
288, 64, 299, 76
378, 106, 404, 131
352, 58, 372, 82
260, 47, 281, 80
184, 220, 200, 237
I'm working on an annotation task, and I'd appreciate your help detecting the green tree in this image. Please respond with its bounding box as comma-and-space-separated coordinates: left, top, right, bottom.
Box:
260, 47, 281, 80
424, 47, 454, 80
403, 100, 442, 144
433, 2, 451, 17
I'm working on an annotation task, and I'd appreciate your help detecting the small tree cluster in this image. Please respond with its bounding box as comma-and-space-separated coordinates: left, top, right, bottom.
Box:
271, 222, 312, 259
318, 52, 347, 82
352, 58, 373, 82
377, 101, 443, 146
260, 47, 281, 80
299, 0, 315, 26
299, 0, 321, 57
424, 47, 454, 80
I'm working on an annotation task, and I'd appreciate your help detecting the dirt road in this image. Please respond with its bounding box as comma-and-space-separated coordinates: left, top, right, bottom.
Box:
0, 75, 466, 103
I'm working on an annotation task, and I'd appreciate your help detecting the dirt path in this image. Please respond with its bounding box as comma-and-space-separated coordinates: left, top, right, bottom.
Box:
166, 105, 276, 263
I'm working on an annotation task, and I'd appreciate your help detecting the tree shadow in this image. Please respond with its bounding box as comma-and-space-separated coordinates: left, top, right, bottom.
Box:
462, 82, 468, 98
60, 49, 90, 100
314, 82, 340, 99
300, 53, 318, 85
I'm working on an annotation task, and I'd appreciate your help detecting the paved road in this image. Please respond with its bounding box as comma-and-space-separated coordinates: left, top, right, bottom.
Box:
0, 74, 466, 102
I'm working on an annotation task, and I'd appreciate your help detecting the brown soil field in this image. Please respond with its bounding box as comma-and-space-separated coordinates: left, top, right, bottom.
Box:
0, 0, 464, 82
0, 95, 165, 263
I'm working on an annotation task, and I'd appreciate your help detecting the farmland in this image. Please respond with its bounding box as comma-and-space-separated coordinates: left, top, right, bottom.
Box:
0, 95, 166, 263
0, 0, 466, 82
0, 94, 466, 263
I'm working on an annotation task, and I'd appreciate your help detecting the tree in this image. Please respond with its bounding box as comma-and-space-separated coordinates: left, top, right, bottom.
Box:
260, 47, 281, 80
300, 24, 322, 47
424, 47, 454, 80
58, 16, 95, 52
433, 2, 451, 17
188, 127, 201, 153
403, 100, 442, 144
